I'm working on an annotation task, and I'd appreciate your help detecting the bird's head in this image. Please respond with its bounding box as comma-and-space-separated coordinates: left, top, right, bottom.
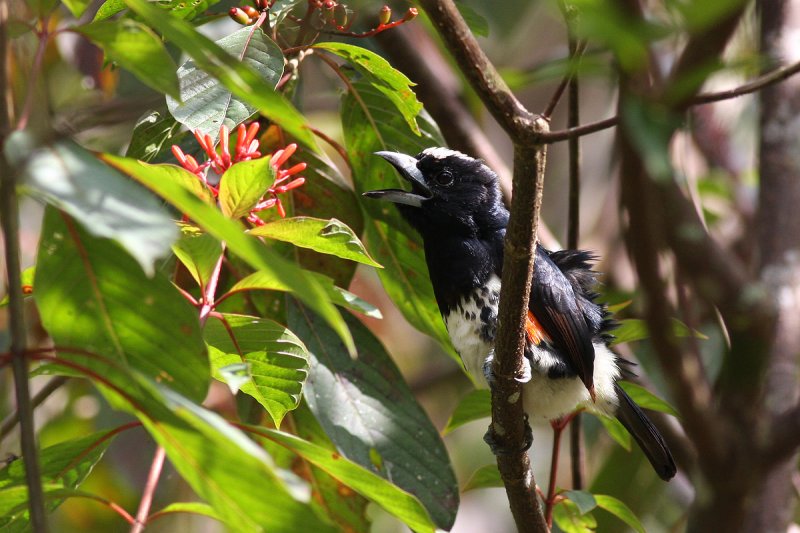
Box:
363, 148, 507, 237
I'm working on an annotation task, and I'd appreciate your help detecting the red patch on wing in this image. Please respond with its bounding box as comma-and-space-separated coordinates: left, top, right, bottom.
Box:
525, 310, 552, 345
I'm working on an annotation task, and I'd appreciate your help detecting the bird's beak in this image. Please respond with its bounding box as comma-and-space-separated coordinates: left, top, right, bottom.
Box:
362, 151, 432, 208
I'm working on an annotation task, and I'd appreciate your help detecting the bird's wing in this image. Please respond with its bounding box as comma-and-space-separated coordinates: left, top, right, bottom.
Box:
528, 246, 596, 396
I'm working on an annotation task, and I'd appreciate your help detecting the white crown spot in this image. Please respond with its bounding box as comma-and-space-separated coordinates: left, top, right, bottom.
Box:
421, 147, 472, 162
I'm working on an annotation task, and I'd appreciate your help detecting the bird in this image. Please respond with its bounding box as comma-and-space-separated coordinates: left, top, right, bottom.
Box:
363, 147, 676, 481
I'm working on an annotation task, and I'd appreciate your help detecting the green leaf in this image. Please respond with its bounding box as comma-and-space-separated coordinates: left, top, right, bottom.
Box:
463, 464, 503, 491
125, 111, 183, 163
456, 1, 490, 37
341, 77, 455, 356
113, 377, 336, 532
0, 266, 34, 307
35, 208, 209, 402
166, 25, 284, 142
594, 494, 646, 533
151, 502, 223, 523
93, 0, 126, 20
62, 0, 91, 17
553, 498, 597, 533
100, 155, 354, 355
204, 314, 309, 426
611, 317, 708, 345
315, 42, 422, 134
77, 20, 179, 98
123, 0, 316, 148
563, 490, 598, 515
443, 389, 491, 434
228, 270, 382, 319
251, 216, 381, 268
0, 429, 117, 526
7, 132, 177, 275
243, 425, 438, 532
218, 156, 275, 219
288, 301, 459, 529
618, 381, 679, 417
172, 230, 224, 290
595, 413, 632, 451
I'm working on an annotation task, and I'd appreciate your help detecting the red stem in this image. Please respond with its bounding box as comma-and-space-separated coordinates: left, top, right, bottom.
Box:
130, 446, 166, 533
198, 246, 225, 326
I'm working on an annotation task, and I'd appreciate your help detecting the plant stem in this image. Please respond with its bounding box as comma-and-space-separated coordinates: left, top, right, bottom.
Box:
545, 417, 569, 527
130, 446, 166, 533
0, 376, 69, 443
15, 18, 49, 132
198, 247, 225, 327
0, 0, 47, 528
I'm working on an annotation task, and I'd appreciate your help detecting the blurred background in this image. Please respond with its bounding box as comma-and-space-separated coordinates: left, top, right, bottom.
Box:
0, 0, 774, 530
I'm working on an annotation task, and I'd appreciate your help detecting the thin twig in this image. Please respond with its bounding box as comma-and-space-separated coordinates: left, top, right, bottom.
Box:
0, 376, 69, 442
15, 18, 49, 132
542, 40, 587, 119
0, 0, 48, 528
130, 446, 166, 533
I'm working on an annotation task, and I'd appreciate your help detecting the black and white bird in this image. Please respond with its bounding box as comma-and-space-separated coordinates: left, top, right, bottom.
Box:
364, 147, 676, 481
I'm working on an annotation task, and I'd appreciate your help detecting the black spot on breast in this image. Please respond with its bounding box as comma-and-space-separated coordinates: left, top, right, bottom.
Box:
480, 306, 492, 322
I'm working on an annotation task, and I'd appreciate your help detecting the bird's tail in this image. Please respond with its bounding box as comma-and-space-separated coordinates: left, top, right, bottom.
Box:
614, 383, 677, 481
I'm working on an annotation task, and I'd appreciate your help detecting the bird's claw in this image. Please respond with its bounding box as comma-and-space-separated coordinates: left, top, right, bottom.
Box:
483, 351, 532, 386
483, 414, 533, 455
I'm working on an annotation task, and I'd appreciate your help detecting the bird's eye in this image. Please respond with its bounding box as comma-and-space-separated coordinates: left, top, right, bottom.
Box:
434, 170, 454, 187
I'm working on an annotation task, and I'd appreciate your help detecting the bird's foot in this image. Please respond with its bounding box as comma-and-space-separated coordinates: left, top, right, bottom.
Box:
483, 414, 533, 456
483, 351, 532, 386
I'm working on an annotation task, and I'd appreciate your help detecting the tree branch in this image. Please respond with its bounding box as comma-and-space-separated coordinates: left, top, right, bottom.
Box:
418, 0, 537, 139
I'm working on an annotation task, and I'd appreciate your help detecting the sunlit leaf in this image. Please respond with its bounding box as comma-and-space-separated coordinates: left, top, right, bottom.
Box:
595, 494, 646, 533
611, 317, 708, 346
100, 154, 354, 354
595, 413, 632, 451
205, 314, 309, 426
0, 266, 34, 307
218, 156, 275, 219
77, 19, 179, 98
7, 132, 177, 275
250, 217, 381, 268
315, 42, 422, 134
617, 381, 679, 417
125, 111, 183, 163
167, 26, 284, 142
564, 490, 598, 515
172, 230, 223, 291
553, 498, 597, 533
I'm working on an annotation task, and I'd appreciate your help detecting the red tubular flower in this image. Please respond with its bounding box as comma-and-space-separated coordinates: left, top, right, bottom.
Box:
171, 124, 306, 223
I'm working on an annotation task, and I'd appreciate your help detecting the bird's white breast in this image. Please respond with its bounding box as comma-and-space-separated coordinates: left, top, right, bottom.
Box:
444, 274, 621, 420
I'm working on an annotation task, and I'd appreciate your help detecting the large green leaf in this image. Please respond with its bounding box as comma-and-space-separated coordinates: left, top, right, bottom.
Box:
243, 425, 438, 532
341, 78, 454, 355
205, 314, 309, 426
287, 301, 459, 529
35, 208, 209, 402
167, 26, 284, 141
100, 155, 354, 354
77, 19, 179, 98
443, 389, 491, 435
121, 0, 316, 148
94, 0, 217, 21
7, 132, 177, 275
250, 217, 381, 268
315, 42, 422, 134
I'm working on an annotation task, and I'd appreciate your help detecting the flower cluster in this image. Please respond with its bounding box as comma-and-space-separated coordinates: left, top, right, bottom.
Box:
171, 122, 306, 224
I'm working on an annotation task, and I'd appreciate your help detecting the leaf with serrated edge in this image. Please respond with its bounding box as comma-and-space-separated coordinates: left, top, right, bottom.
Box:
341, 77, 455, 356
35, 208, 209, 402
251, 216, 381, 268
7, 132, 177, 275
204, 314, 309, 426
443, 389, 491, 434
166, 25, 283, 142
241, 424, 437, 532
99, 154, 354, 355
77, 19, 179, 98
218, 156, 275, 219
315, 42, 422, 134
594, 494, 646, 533
618, 381, 679, 417
288, 301, 459, 529
463, 464, 503, 492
